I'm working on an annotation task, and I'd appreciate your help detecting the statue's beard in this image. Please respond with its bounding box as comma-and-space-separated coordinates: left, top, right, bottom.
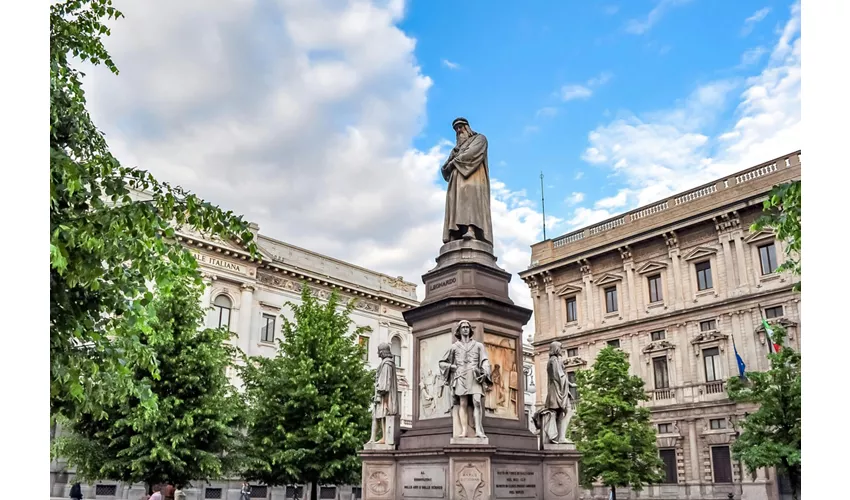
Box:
456, 131, 469, 145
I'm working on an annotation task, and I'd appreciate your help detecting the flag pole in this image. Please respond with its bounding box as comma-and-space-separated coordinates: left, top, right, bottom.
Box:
540, 172, 547, 240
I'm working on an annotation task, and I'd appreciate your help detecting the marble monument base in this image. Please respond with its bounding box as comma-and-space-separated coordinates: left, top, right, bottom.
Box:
450, 436, 489, 446
360, 446, 580, 500
542, 441, 576, 451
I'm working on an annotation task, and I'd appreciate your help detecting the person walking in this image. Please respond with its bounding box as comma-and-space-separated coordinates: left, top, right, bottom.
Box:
240, 482, 251, 500
149, 484, 163, 500
69, 482, 82, 500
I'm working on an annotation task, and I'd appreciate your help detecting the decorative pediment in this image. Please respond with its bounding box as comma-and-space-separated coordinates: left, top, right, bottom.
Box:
691, 331, 728, 345
177, 225, 258, 256
642, 340, 676, 354
637, 260, 668, 275
744, 229, 776, 244
595, 272, 624, 286
556, 283, 583, 296
755, 317, 797, 333
703, 432, 733, 445
657, 436, 682, 448
683, 246, 718, 262
563, 356, 587, 368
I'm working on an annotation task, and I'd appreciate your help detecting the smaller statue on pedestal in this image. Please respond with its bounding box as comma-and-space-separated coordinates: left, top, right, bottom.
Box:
367, 342, 399, 448
533, 341, 578, 447
439, 320, 492, 440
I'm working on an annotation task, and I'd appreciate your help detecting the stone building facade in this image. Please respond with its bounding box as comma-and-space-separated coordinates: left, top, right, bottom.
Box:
519, 151, 801, 500
51, 225, 421, 500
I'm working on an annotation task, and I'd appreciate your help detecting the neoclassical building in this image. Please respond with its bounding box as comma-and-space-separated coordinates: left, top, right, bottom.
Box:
519, 151, 801, 500
51, 223, 421, 500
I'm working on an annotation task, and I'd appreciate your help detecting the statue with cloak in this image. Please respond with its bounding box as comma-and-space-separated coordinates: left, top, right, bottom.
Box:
441, 118, 494, 245
533, 341, 577, 445
368, 342, 399, 446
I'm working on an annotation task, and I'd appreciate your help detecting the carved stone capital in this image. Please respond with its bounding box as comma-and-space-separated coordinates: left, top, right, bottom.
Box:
713, 210, 741, 233
579, 259, 592, 277
619, 245, 633, 262
663, 231, 679, 249
241, 284, 255, 293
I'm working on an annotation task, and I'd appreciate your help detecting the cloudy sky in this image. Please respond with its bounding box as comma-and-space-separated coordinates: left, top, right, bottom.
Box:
81, 0, 800, 332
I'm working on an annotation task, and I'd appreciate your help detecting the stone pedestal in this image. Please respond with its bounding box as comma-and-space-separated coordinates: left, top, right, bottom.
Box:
360, 238, 582, 500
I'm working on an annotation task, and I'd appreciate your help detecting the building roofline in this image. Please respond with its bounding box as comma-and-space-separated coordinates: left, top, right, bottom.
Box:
542, 150, 801, 246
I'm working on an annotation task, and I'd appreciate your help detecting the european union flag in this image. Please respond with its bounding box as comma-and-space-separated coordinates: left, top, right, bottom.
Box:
732, 335, 746, 378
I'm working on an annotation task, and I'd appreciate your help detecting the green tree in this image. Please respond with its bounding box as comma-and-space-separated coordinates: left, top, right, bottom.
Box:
240, 285, 374, 500
751, 180, 801, 290
727, 326, 801, 499
569, 346, 664, 500
53, 277, 245, 489
50, 0, 256, 419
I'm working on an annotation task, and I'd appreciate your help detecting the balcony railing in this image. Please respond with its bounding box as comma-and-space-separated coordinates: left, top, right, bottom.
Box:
703, 380, 726, 395
651, 388, 675, 401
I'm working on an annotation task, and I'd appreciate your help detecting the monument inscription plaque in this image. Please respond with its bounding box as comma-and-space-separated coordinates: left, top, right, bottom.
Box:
493, 466, 538, 499
401, 465, 447, 499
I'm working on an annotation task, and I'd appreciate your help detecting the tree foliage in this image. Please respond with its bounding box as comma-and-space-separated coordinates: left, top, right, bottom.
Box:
50, 0, 256, 420
569, 347, 664, 499
53, 277, 245, 488
240, 285, 373, 500
751, 180, 801, 290
727, 325, 801, 499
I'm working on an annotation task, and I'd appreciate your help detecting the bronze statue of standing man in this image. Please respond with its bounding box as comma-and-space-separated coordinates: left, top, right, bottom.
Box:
441, 118, 494, 245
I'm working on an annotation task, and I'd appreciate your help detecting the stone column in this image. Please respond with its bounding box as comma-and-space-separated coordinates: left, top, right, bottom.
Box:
732, 229, 750, 291
544, 273, 558, 336
665, 233, 684, 310
687, 419, 701, 483
621, 247, 637, 321
720, 237, 737, 290
239, 284, 255, 354
580, 260, 594, 329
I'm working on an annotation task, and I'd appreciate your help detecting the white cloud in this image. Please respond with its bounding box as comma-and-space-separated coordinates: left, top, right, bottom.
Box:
741, 7, 771, 36
625, 0, 692, 35
566, 207, 614, 229
740, 46, 768, 67
441, 58, 460, 70
536, 106, 558, 118
594, 189, 630, 209
560, 85, 593, 102
565, 192, 585, 205
574, 171, 585, 180
558, 72, 613, 102
582, 1, 800, 211
81, 0, 551, 335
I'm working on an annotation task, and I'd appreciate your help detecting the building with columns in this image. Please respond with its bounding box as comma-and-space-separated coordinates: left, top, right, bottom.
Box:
519, 151, 801, 500
51, 223, 421, 500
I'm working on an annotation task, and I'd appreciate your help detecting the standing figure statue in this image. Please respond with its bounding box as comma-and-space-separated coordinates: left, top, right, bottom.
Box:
367, 342, 399, 446
441, 118, 494, 245
439, 320, 492, 439
533, 341, 578, 445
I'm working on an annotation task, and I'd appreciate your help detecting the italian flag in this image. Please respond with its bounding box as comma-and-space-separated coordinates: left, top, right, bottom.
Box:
762, 319, 781, 353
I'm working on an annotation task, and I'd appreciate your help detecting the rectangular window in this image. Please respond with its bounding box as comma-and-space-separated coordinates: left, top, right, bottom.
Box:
765, 305, 784, 319
604, 286, 618, 313
567, 371, 578, 401
695, 261, 713, 291
758, 243, 778, 275
319, 487, 337, 499
607, 339, 620, 349
352, 487, 363, 500
703, 347, 721, 382
358, 335, 370, 361
204, 488, 223, 499
565, 296, 578, 323
710, 418, 727, 430
566, 347, 578, 358
657, 423, 672, 434
648, 274, 663, 303
653, 357, 670, 389
260, 314, 276, 343
700, 319, 717, 332
711, 446, 733, 483
285, 487, 303, 499
659, 449, 678, 483
250, 486, 267, 499
95, 485, 118, 497
650, 330, 666, 341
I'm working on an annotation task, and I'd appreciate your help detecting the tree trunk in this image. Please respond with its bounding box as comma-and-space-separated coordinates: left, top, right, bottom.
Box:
611, 485, 616, 500
310, 480, 318, 500
788, 463, 801, 500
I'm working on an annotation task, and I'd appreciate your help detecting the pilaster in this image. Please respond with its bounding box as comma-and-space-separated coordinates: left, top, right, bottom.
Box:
543, 272, 557, 336
664, 232, 684, 310
620, 246, 637, 321
580, 259, 594, 329
238, 284, 255, 354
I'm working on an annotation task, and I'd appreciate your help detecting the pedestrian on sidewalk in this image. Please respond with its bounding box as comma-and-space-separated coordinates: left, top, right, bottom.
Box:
70, 482, 82, 500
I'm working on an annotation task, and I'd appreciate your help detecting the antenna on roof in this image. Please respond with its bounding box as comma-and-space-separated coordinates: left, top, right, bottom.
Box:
540, 172, 547, 240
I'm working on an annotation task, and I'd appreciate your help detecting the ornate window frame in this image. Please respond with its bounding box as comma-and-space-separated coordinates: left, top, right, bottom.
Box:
745, 229, 786, 287
596, 273, 624, 319
637, 260, 670, 312
683, 246, 720, 300
556, 283, 584, 327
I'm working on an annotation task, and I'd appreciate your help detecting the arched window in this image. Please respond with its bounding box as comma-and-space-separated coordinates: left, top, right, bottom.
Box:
213, 295, 232, 330
390, 335, 402, 367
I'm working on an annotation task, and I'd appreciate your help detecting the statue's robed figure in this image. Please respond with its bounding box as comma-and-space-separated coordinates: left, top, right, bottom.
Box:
441, 117, 494, 245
